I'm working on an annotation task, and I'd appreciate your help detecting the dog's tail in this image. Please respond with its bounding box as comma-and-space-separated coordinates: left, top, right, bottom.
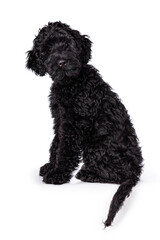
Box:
104, 178, 138, 227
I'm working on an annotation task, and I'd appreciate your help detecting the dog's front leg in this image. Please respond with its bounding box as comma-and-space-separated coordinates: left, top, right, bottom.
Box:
43, 119, 81, 184
39, 133, 59, 177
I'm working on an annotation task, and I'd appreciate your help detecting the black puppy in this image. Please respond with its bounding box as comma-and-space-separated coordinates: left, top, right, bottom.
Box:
26, 22, 143, 227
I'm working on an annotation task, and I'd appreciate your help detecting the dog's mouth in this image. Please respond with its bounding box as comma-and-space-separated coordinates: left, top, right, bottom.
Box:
54, 65, 81, 81
46, 60, 81, 83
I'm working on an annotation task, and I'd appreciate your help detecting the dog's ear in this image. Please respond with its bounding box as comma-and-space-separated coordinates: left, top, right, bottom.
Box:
26, 48, 46, 76
26, 26, 49, 76
80, 35, 92, 64
67, 27, 92, 64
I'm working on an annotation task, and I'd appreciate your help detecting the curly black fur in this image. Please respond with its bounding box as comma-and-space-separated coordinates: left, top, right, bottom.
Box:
26, 21, 143, 227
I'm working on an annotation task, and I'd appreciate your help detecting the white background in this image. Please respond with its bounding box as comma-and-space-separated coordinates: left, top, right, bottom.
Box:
0, 0, 160, 239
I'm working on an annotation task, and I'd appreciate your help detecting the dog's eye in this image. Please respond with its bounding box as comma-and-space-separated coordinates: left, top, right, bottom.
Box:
65, 44, 69, 50
41, 47, 52, 60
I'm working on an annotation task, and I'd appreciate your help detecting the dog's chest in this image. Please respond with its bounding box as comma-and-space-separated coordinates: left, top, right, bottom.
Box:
55, 86, 75, 106
54, 83, 84, 108
53, 82, 94, 120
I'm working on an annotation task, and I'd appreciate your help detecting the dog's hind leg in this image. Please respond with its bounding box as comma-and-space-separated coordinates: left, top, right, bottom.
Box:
76, 140, 125, 184
76, 165, 123, 184
76, 167, 107, 183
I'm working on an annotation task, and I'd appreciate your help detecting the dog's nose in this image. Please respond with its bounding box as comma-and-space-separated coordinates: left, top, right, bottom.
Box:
58, 59, 66, 68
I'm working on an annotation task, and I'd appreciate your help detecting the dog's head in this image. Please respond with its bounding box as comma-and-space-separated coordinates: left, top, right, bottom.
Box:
26, 22, 92, 83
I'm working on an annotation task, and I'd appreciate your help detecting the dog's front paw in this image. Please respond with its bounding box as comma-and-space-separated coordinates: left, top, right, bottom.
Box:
43, 170, 71, 185
39, 163, 54, 176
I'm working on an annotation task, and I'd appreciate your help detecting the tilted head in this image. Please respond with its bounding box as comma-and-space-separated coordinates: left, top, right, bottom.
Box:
26, 22, 92, 83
